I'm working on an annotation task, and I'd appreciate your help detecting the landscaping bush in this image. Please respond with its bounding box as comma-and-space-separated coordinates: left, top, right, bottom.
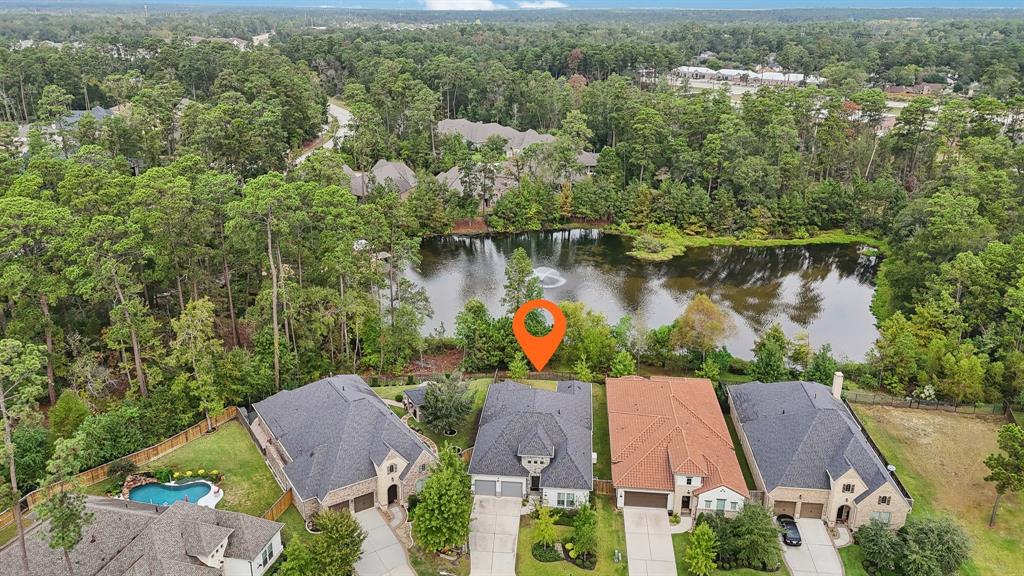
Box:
531, 541, 562, 562
152, 467, 173, 483
109, 457, 138, 485
554, 507, 579, 526
394, 393, 404, 402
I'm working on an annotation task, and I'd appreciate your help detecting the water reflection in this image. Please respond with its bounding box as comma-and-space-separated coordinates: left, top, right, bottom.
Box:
409, 229, 879, 360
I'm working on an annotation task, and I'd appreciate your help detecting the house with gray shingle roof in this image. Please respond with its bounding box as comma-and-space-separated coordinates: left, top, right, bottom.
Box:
251, 375, 436, 520
0, 497, 283, 576
402, 385, 428, 421
469, 380, 593, 508
343, 159, 418, 199
727, 376, 913, 529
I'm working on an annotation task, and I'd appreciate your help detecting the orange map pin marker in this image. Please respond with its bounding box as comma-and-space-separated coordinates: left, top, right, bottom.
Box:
512, 299, 566, 372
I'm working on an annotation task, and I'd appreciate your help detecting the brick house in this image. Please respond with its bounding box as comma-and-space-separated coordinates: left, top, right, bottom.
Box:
727, 375, 913, 529
251, 375, 436, 520
606, 376, 748, 517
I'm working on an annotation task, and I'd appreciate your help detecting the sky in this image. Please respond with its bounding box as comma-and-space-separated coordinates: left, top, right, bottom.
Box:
76, 0, 1024, 9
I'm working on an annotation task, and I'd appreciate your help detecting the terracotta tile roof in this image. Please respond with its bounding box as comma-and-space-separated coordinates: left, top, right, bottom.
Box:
607, 376, 748, 497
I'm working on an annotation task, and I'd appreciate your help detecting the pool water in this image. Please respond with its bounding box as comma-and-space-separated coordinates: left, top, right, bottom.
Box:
129, 481, 212, 506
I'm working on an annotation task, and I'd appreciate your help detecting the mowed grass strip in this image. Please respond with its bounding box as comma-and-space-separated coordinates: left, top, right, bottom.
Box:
516, 496, 627, 576
144, 420, 282, 517
852, 405, 1023, 576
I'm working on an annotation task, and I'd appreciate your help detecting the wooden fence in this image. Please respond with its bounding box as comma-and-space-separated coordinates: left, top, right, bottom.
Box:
844, 391, 1005, 415
263, 489, 294, 521
0, 406, 239, 531
593, 479, 614, 496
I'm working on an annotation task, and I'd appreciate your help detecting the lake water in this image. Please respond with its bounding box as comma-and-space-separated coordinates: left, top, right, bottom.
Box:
410, 229, 880, 361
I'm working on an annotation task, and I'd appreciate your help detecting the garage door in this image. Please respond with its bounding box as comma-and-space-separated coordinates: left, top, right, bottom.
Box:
353, 492, 375, 512
623, 491, 668, 508
500, 481, 524, 498
800, 502, 824, 519
474, 479, 496, 496
773, 500, 797, 517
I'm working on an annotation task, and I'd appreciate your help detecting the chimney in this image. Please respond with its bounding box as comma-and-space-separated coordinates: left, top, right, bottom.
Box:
832, 372, 844, 400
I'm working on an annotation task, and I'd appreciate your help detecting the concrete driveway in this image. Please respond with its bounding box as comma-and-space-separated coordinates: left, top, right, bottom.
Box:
469, 496, 520, 576
624, 507, 677, 576
780, 518, 843, 576
354, 508, 415, 576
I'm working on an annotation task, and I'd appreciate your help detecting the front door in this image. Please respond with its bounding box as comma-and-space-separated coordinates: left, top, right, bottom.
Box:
681, 496, 691, 514
836, 505, 851, 524
387, 484, 399, 505
530, 475, 540, 491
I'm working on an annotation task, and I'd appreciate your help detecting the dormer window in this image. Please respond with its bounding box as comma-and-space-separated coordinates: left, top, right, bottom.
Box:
878, 495, 891, 505
685, 477, 693, 486
387, 464, 397, 474
842, 483, 855, 493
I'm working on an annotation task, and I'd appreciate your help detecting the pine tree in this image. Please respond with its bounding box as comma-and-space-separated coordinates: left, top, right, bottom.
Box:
413, 448, 473, 551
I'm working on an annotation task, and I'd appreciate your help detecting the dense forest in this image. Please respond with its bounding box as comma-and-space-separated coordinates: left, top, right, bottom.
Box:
1, 10, 1024, 503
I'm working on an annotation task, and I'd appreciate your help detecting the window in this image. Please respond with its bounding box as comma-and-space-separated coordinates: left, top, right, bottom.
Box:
703, 500, 712, 508
685, 477, 693, 486
842, 483, 855, 493
387, 464, 397, 474
420, 464, 427, 473
870, 511, 892, 524
416, 479, 426, 493
260, 543, 274, 566
557, 492, 577, 508
716, 499, 726, 511
878, 495, 891, 506
730, 502, 738, 511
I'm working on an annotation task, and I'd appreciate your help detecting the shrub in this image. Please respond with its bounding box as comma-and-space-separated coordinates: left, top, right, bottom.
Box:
531, 541, 562, 562
108, 458, 138, 484
153, 467, 173, 483
855, 519, 902, 572
394, 393, 403, 402
554, 508, 579, 526
50, 390, 90, 440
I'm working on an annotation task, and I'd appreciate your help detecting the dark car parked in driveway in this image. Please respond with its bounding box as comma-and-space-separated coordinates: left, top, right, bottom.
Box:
777, 514, 802, 546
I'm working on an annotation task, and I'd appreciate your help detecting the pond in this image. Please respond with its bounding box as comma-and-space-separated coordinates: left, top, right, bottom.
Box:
409, 229, 880, 361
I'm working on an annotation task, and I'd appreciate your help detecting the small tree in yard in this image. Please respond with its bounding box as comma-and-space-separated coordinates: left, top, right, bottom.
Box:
309, 509, 366, 575
276, 540, 317, 576
609, 350, 637, 377
855, 519, 903, 572
573, 355, 595, 382
508, 351, 529, 380
572, 503, 598, 561
983, 423, 1024, 527
36, 440, 94, 576
423, 375, 472, 435
899, 517, 970, 576
731, 504, 781, 570
685, 522, 718, 576
534, 505, 557, 549
413, 447, 473, 551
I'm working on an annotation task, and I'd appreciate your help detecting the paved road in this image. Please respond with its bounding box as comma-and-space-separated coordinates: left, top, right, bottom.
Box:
469, 496, 520, 576
624, 507, 677, 576
354, 508, 416, 576
781, 518, 843, 576
295, 102, 351, 164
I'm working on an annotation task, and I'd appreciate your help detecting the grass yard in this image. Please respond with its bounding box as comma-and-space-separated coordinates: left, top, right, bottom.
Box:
0, 518, 32, 547
838, 545, 872, 576
516, 496, 628, 576
853, 405, 1023, 576
143, 421, 282, 517
724, 416, 756, 491
672, 533, 790, 576
593, 383, 612, 480
410, 548, 470, 576
278, 505, 312, 546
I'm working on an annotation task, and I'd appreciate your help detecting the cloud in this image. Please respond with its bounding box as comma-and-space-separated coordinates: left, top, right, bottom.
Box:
517, 0, 568, 7
423, 0, 507, 9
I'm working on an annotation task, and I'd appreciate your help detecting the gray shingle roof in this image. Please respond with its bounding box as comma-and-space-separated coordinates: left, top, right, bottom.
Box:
253, 375, 435, 501
0, 497, 281, 576
404, 386, 427, 407
437, 118, 555, 152
344, 160, 417, 198
728, 381, 908, 505
469, 380, 593, 490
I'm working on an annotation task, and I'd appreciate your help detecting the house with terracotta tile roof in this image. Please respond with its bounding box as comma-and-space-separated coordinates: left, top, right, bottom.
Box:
606, 376, 748, 517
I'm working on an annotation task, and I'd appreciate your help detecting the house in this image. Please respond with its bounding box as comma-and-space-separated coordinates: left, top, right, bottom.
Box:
727, 374, 913, 529
343, 160, 418, 199
469, 380, 593, 508
607, 376, 748, 517
251, 375, 435, 520
437, 118, 555, 156
403, 385, 427, 421
0, 497, 283, 576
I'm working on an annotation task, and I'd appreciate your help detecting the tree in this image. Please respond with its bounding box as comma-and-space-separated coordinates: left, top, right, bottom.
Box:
610, 350, 637, 377
308, 510, 366, 575
899, 517, 970, 576
169, 298, 224, 432
36, 445, 93, 576
275, 540, 317, 576
49, 391, 89, 440
805, 344, 839, 385
413, 447, 473, 551
855, 519, 903, 572
534, 505, 557, 549
572, 503, 598, 561
0, 339, 45, 575
671, 295, 736, 361
501, 247, 541, 314
731, 505, 782, 570
573, 355, 595, 382
508, 352, 529, 380
422, 375, 472, 435
684, 522, 718, 576
750, 339, 789, 382
983, 423, 1024, 527
35, 85, 73, 156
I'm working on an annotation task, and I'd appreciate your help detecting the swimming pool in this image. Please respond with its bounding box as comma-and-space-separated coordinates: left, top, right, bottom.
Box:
129, 481, 213, 506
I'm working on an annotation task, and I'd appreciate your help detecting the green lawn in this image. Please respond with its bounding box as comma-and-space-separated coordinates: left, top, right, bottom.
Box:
853, 405, 1023, 576
278, 505, 312, 546
593, 383, 611, 480
83, 476, 122, 497
673, 533, 790, 576
0, 518, 32, 547
724, 416, 756, 491
516, 496, 628, 576
143, 420, 282, 516
410, 548, 470, 576
838, 545, 873, 576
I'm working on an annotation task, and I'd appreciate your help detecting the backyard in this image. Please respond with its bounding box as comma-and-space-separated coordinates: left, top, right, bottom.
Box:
848, 405, 1023, 576
672, 532, 790, 576
516, 496, 628, 576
